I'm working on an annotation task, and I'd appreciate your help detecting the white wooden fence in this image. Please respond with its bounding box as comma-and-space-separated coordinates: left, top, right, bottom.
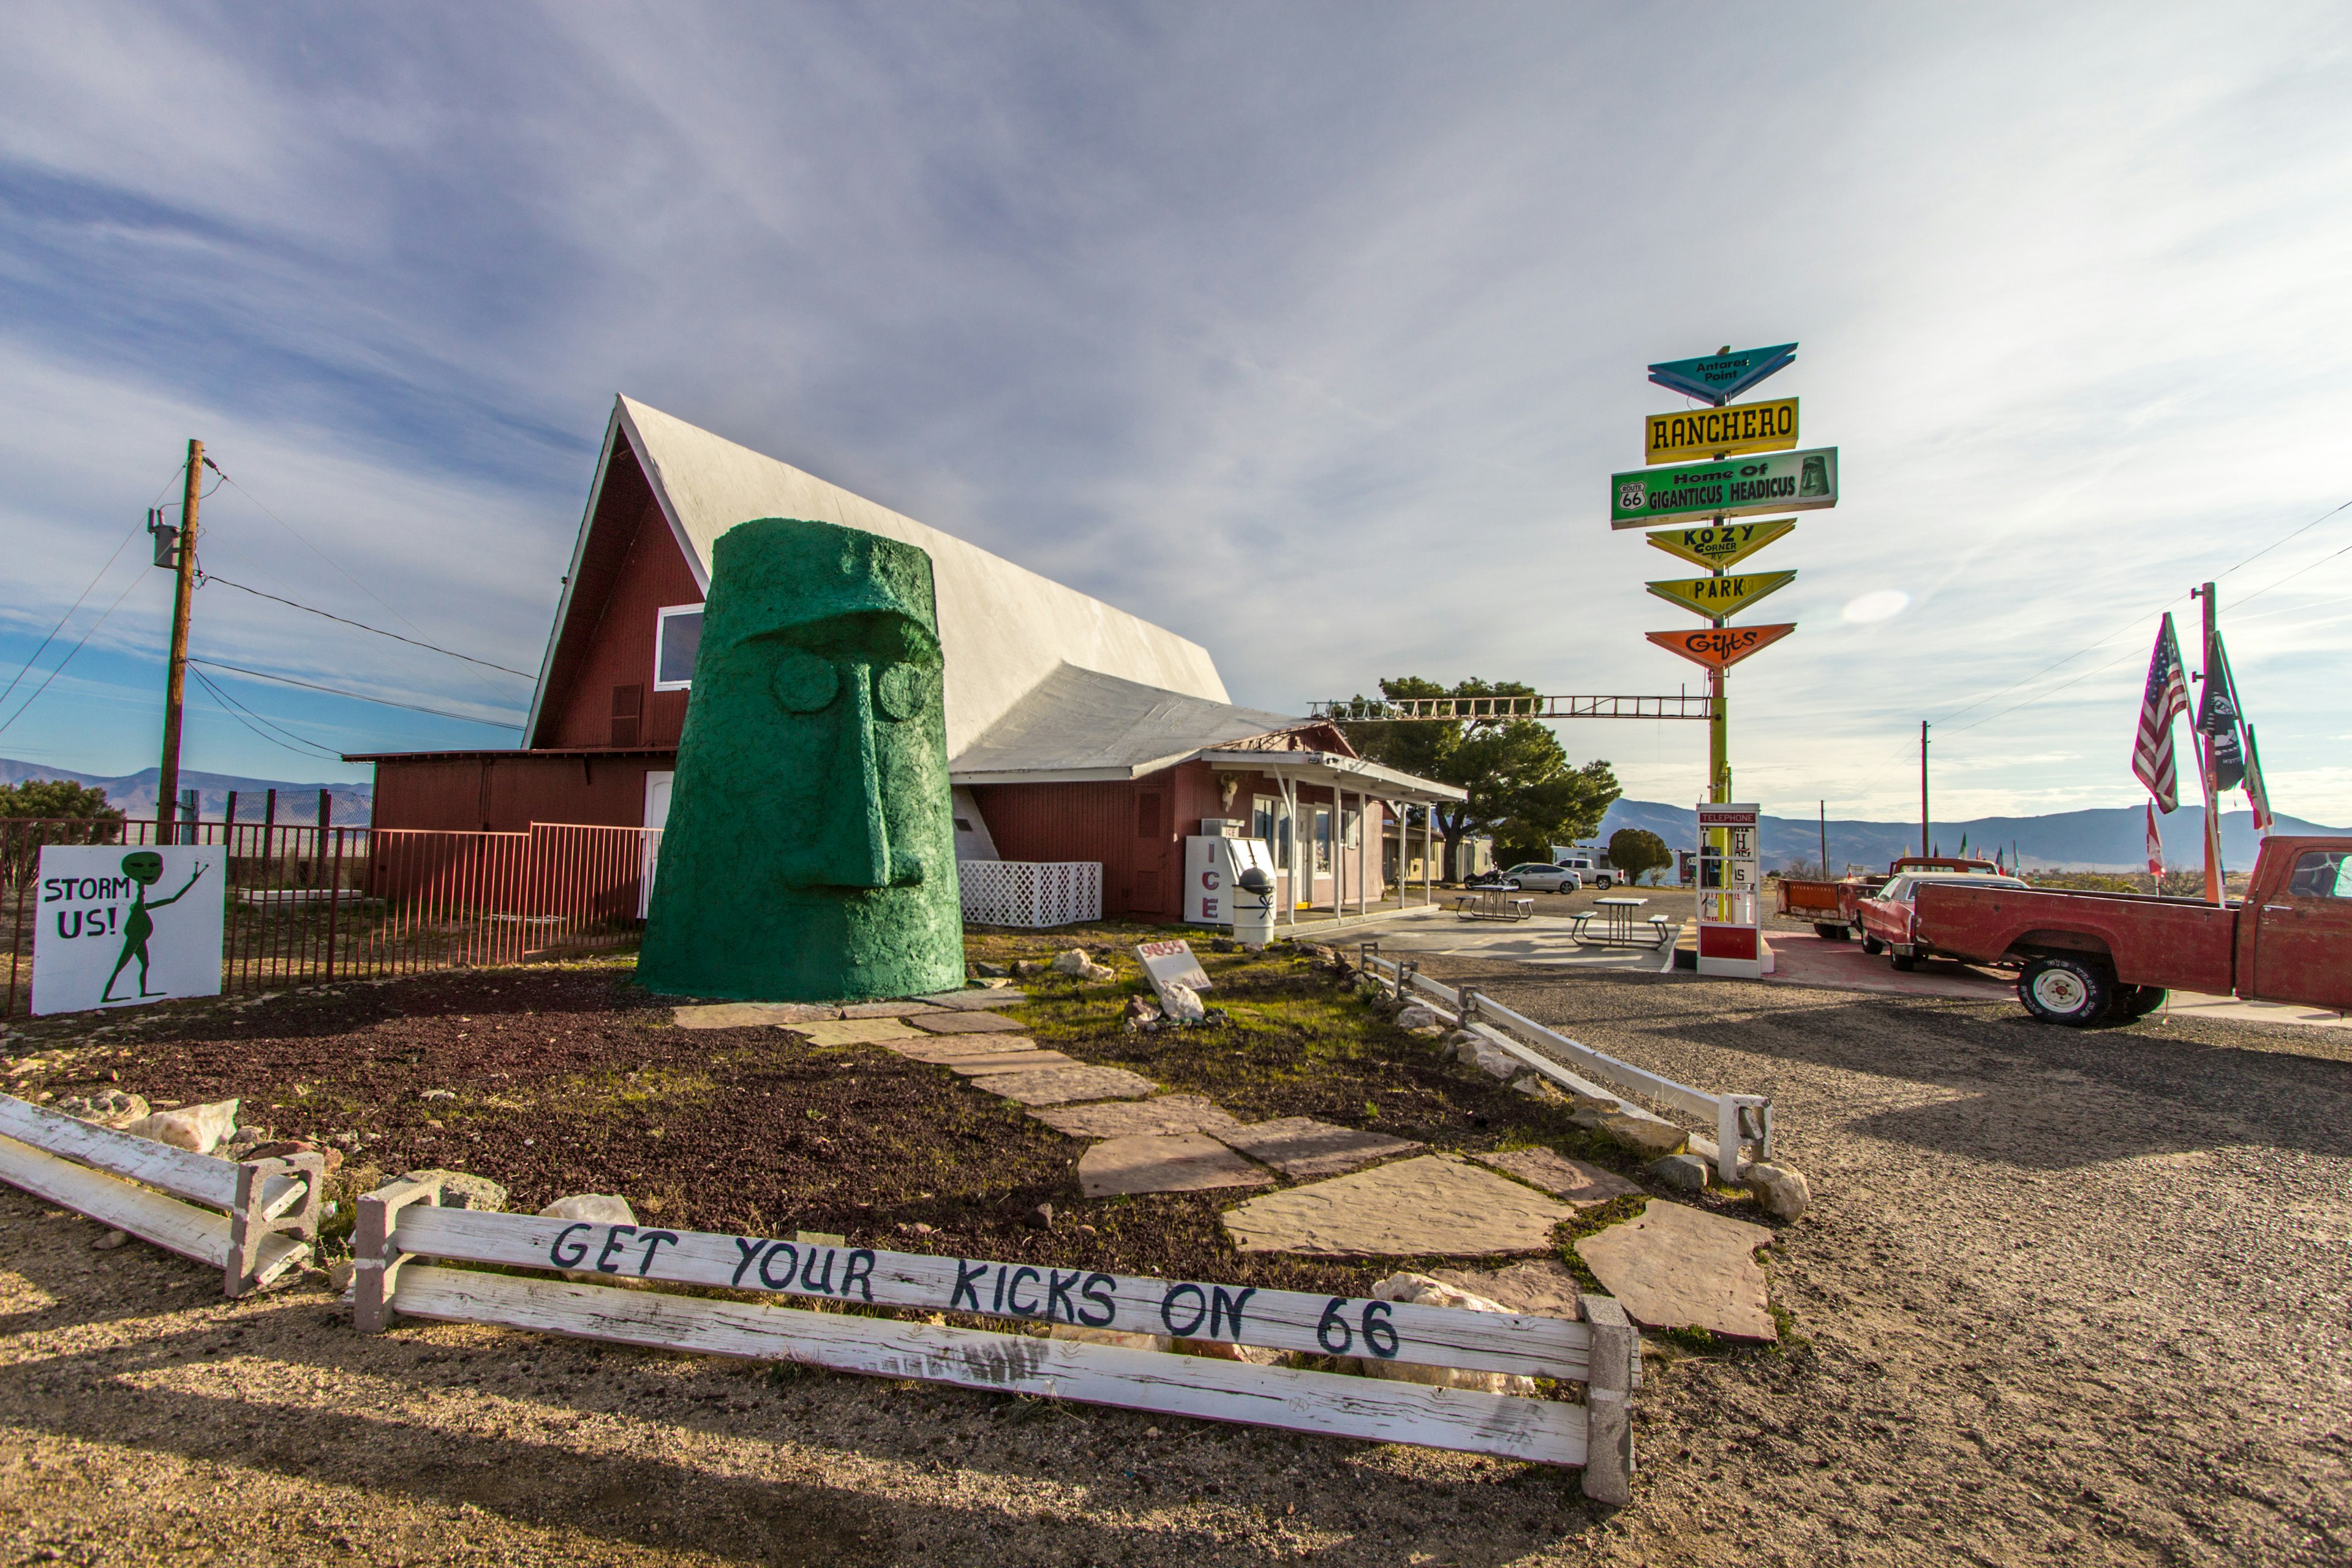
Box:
1359, 946, 1773, 1182
959, 859, 1102, 928
356, 1175, 1635, 1501
0, 1094, 325, 1295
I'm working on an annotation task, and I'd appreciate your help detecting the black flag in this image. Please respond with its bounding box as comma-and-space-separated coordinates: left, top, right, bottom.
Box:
2197, 630, 2245, 793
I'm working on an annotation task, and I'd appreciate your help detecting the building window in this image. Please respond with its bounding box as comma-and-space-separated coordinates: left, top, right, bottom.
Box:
610, 684, 644, 747
1312, 807, 1332, 873
1252, 794, 1288, 869
654, 605, 704, 691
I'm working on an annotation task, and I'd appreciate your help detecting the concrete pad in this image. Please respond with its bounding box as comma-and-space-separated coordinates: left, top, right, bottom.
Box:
916, 989, 1030, 1011
1210, 1117, 1424, 1179
941, 1050, 1079, 1075
1028, 1095, 1243, 1139
1574, 1199, 1776, 1341
839, 1001, 948, 1019
908, 1009, 1027, 1034
1474, 1148, 1643, 1208
673, 1002, 839, 1029
1077, 1133, 1275, 1197
969, 1065, 1157, 1106
1223, 1155, 1575, 1257
885, 1035, 1041, 1063
1427, 1260, 1583, 1322
789, 1017, 922, 1046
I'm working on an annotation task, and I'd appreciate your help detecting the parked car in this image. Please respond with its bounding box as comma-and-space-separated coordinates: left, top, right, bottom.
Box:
1855, 872, 2030, 968
1779, 854, 2011, 941
1555, 853, 1613, 890
1500, 862, 1581, 893
1913, 836, 2352, 1024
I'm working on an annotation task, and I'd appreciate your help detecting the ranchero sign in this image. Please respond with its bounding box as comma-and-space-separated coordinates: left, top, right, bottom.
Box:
1643, 398, 1798, 465
1611, 447, 1838, 529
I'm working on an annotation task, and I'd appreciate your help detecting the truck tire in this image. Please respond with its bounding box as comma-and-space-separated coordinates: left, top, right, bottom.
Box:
2108, 984, 2168, 1021
1594, 876, 1612, 891
2019, 956, 2111, 1026
1860, 933, 1884, 955
1890, 951, 1918, 972
1813, 922, 1849, 940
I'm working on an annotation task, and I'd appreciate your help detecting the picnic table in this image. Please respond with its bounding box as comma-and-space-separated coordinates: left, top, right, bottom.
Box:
1452, 887, 1536, 921
1571, 896, 1673, 948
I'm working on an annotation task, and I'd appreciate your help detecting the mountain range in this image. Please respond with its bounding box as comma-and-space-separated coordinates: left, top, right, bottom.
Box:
1593, 799, 2343, 874
0, 758, 372, 825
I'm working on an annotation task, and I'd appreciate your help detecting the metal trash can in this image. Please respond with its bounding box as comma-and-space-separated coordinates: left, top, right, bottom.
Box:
1232, 865, 1276, 949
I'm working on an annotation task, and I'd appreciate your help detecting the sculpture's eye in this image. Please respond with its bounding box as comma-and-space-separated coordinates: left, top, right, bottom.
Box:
873, 662, 933, 722
771, 650, 839, 714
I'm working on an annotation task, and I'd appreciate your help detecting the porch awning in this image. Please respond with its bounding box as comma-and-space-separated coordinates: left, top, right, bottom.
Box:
1194, 749, 1466, 805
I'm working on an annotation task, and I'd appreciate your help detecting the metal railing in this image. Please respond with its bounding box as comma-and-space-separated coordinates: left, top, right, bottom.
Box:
3, 818, 661, 1017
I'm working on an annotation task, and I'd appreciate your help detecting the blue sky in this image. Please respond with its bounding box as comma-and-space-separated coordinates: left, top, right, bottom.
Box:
2, 2, 2348, 824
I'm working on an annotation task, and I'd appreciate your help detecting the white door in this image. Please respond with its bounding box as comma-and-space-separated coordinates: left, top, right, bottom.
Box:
639, 772, 673, 918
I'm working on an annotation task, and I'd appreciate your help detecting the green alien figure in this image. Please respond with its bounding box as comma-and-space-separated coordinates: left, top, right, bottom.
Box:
637, 518, 965, 1002
100, 850, 209, 1003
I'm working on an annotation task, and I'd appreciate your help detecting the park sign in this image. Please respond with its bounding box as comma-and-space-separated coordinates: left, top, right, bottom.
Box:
1611, 448, 1838, 529
1646, 343, 1796, 406
1646, 519, 1795, 570
31, 844, 225, 1016
1645, 623, 1796, 671
1643, 398, 1797, 465
1646, 570, 1796, 620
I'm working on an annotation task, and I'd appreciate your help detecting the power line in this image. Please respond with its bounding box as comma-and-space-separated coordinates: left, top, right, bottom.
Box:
186, 657, 524, 728
187, 665, 347, 761
0, 567, 152, 740
205, 462, 431, 638
195, 571, 535, 678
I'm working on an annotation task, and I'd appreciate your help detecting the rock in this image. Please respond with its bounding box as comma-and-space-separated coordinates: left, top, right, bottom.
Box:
1159, 982, 1207, 1022
91, 1229, 130, 1251
1121, 995, 1162, 1030
1471, 1044, 1521, 1080
1597, 1112, 1687, 1160
1362, 1273, 1539, 1395
1050, 949, 1114, 981
1209, 1117, 1423, 1180
1511, 1076, 1567, 1104
1743, 1161, 1812, 1222
967, 1065, 1157, 1106
54, 1090, 148, 1129
540, 1193, 636, 1225
1395, 1004, 1441, 1030
791, 1017, 921, 1046
1648, 1153, 1710, 1193
1028, 1095, 1241, 1138
403, 1170, 508, 1211
1051, 1324, 1172, 1352
907, 1010, 1025, 1035
1443, 1030, 1479, 1047
1025, 1202, 1054, 1231
1077, 1134, 1273, 1197
971, 962, 1011, 978
129, 1098, 239, 1155
1574, 1199, 1776, 1341
1207, 938, 1239, 954
1224, 1154, 1575, 1257
1427, 1259, 1583, 1321
1012, 960, 1044, 977
673, 1001, 839, 1028
328, 1260, 358, 1295
1472, 1148, 1642, 1207
418, 1088, 456, 1102
1177, 1340, 1287, 1365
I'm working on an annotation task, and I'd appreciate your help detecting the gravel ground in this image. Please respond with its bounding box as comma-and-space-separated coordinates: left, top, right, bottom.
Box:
3, 947, 2346, 1565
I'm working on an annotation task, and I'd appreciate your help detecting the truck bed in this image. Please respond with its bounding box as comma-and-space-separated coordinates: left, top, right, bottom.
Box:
1915, 882, 2238, 995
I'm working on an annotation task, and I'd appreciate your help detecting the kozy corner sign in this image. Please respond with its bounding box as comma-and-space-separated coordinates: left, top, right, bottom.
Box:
1646, 519, 1795, 570
1611, 448, 1838, 529
31, 845, 225, 1016
1643, 398, 1797, 465
1646, 570, 1796, 620
1645, 623, 1796, 671
1647, 343, 1797, 406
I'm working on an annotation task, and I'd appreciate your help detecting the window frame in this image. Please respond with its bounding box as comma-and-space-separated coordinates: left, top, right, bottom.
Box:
653, 603, 706, 693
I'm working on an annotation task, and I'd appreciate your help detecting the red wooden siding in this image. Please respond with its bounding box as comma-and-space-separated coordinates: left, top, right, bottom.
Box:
369, 753, 670, 833
534, 441, 703, 752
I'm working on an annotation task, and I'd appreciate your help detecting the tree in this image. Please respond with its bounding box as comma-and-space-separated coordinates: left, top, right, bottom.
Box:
0, 778, 123, 822
1607, 827, 1672, 886
0, 777, 125, 886
1339, 677, 1621, 878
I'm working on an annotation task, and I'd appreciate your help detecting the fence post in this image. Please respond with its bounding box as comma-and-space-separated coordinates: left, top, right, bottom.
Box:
324, 827, 343, 982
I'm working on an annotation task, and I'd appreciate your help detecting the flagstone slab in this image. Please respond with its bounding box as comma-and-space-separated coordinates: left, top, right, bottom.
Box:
942, 1051, 1079, 1076
908, 1009, 1027, 1035
885, 1036, 1041, 1063
1209, 1117, 1423, 1179
1474, 1147, 1644, 1208
916, 990, 1030, 1011
839, 1001, 948, 1019
1574, 1199, 1776, 1341
968, 1065, 1157, 1106
673, 1002, 839, 1029
1078, 1133, 1275, 1197
1223, 1155, 1574, 1257
1028, 1095, 1243, 1139
1425, 1260, 1583, 1321
789, 1017, 922, 1046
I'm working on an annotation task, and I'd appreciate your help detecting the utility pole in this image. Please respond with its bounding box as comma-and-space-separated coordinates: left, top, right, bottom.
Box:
2193, 581, 2225, 905
1918, 720, 1930, 858
1819, 799, 1828, 874
157, 439, 202, 842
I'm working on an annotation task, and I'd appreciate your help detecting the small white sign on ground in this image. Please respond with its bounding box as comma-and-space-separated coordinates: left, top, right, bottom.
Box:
1134, 939, 1212, 1005
32, 845, 226, 1016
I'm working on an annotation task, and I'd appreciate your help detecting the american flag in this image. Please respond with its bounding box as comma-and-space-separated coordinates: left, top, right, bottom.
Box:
2133, 614, 2188, 812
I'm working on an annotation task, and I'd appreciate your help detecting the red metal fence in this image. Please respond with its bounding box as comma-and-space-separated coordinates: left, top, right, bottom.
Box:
2, 818, 662, 1018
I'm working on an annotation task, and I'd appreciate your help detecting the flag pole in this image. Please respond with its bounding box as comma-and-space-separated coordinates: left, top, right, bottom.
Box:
2193, 582, 2224, 905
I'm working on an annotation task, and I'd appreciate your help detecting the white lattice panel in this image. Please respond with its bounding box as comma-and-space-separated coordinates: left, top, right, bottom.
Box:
959, 861, 1101, 928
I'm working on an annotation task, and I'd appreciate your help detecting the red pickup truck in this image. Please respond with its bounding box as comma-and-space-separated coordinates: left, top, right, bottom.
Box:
1776, 856, 2008, 940
1912, 836, 2352, 1025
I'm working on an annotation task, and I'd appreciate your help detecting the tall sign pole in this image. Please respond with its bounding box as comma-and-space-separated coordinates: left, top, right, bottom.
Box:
157, 438, 203, 841
2193, 581, 2224, 904
1919, 720, 1930, 856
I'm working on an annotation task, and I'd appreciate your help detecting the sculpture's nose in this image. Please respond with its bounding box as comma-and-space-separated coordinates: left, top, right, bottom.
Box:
805, 661, 892, 889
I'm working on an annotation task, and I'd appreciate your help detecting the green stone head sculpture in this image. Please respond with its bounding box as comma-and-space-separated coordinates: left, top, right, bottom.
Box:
637, 518, 965, 1001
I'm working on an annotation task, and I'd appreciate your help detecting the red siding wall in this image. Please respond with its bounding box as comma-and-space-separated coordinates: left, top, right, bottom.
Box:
535, 445, 704, 752
369, 754, 671, 833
